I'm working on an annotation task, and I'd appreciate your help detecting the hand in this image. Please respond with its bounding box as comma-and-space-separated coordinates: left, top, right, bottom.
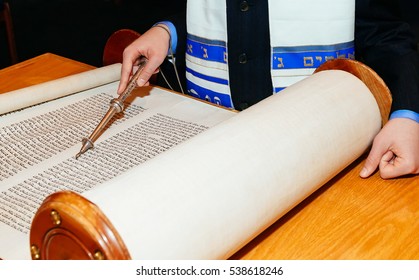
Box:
360, 118, 419, 179
117, 25, 171, 94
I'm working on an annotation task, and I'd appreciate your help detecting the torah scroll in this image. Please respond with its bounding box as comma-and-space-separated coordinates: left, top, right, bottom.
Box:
0, 63, 121, 115
29, 59, 391, 260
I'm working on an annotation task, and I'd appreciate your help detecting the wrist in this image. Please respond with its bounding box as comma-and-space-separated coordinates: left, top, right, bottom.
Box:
152, 21, 177, 55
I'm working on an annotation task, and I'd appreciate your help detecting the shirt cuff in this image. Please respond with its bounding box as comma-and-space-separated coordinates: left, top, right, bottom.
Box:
153, 21, 178, 55
389, 110, 419, 123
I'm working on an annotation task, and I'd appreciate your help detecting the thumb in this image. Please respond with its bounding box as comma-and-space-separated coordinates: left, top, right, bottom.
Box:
377, 150, 400, 179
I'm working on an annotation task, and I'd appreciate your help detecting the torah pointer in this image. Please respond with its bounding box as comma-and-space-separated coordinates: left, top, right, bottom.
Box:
75, 57, 148, 159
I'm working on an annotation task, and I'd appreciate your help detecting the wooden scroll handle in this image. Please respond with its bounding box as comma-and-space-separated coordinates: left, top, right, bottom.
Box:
102, 29, 141, 66
29, 191, 131, 260
315, 58, 392, 126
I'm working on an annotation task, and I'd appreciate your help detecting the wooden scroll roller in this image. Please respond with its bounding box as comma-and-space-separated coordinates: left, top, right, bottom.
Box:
102, 29, 141, 66
29, 191, 130, 260
29, 58, 391, 260
315, 58, 392, 126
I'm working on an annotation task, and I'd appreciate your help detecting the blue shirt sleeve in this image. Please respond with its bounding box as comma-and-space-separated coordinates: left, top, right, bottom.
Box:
389, 109, 419, 123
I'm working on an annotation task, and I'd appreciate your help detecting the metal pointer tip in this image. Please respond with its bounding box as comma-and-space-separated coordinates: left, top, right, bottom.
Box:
75, 138, 94, 160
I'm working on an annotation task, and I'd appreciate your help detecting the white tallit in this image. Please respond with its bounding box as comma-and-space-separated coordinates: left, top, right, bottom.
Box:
185, 0, 355, 108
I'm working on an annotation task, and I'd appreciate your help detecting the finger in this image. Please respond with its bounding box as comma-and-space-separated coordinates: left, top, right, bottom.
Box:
360, 143, 386, 178
381, 150, 395, 165
379, 151, 405, 179
118, 59, 135, 94
135, 58, 162, 87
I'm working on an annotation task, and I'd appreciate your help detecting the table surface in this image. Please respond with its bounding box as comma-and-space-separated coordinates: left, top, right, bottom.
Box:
1, 53, 418, 259
0, 53, 94, 94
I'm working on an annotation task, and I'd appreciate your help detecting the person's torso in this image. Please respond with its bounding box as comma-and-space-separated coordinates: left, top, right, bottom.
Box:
186, 0, 355, 109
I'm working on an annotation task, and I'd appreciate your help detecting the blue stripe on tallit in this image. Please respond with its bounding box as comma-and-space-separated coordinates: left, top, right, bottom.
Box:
186, 34, 227, 64
186, 67, 229, 85
272, 41, 355, 70
186, 79, 233, 108
274, 87, 286, 93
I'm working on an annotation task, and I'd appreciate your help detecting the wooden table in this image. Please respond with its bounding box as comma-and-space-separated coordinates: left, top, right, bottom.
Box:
1, 53, 418, 260
0, 53, 94, 93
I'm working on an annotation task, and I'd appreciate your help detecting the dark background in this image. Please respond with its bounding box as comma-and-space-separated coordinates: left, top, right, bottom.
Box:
0, 0, 186, 68
0, 0, 418, 69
